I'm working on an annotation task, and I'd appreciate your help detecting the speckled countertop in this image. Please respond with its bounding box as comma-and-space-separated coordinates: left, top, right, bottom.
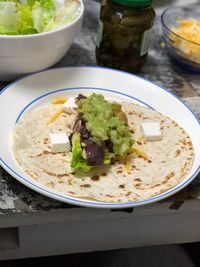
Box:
0, 0, 199, 214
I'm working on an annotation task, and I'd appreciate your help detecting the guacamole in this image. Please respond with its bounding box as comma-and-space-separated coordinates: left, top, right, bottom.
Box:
77, 94, 134, 157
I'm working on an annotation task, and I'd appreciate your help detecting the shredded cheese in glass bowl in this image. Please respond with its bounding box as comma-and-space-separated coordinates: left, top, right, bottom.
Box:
161, 6, 200, 73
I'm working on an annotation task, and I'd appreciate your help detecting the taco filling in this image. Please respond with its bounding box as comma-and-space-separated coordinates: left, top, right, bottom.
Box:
70, 94, 134, 172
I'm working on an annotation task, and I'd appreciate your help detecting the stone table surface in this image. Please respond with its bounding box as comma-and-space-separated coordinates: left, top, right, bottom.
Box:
0, 0, 199, 214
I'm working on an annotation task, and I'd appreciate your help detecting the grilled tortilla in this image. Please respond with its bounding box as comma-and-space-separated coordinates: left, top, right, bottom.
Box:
12, 101, 194, 203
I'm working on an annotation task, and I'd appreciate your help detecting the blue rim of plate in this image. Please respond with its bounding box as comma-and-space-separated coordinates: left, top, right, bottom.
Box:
0, 66, 200, 208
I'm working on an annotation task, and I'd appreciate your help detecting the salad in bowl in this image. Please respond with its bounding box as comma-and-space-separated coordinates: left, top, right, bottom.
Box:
0, 0, 81, 35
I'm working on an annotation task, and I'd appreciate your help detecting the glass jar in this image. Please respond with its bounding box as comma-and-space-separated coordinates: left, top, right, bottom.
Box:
96, 0, 156, 72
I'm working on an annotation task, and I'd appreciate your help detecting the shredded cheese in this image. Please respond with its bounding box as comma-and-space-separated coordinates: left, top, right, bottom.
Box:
47, 109, 64, 125
51, 97, 67, 104
128, 148, 149, 160
125, 155, 132, 174
170, 18, 200, 63
124, 147, 149, 174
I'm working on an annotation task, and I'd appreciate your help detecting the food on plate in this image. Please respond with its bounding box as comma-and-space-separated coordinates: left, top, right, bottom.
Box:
69, 94, 134, 172
140, 121, 162, 141
170, 18, 200, 64
12, 93, 194, 203
50, 132, 70, 153
0, 0, 81, 35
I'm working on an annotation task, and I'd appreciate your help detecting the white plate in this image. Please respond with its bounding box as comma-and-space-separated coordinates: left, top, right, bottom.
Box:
0, 67, 200, 208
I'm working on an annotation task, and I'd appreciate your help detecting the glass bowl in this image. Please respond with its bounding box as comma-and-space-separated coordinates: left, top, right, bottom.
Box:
161, 5, 200, 73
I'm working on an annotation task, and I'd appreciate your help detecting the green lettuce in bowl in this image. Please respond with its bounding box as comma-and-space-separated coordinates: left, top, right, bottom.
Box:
0, 0, 81, 35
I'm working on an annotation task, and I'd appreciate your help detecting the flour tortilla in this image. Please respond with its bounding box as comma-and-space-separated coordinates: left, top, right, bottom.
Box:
12, 101, 194, 203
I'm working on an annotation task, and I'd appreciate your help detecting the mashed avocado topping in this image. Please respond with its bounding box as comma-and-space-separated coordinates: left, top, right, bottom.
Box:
77, 94, 134, 157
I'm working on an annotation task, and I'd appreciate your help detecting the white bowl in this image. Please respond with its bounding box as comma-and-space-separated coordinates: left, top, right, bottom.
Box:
0, 1, 84, 81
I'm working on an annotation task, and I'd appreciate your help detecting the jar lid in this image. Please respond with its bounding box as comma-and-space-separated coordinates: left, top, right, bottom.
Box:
113, 0, 153, 7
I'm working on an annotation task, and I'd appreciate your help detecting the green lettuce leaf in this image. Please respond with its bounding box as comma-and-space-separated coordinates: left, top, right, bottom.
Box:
104, 152, 114, 165
43, 0, 80, 32
32, 2, 44, 32
0, 2, 20, 34
17, 2, 37, 34
31, 0, 55, 32
71, 132, 92, 172
34, 0, 55, 24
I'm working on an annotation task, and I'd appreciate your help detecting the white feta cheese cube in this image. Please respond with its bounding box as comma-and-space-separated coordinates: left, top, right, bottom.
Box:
140, 122, 162, 141
62, 97, 77, 113
50, 133, 70, 153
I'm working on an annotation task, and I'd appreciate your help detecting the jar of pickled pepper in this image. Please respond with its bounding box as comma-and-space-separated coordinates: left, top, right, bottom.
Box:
96, 0, 155, 72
